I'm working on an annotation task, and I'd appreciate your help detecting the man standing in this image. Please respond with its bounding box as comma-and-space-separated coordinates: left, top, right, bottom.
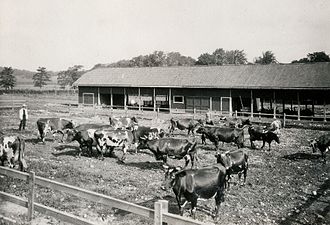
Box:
19, 104, 28, 131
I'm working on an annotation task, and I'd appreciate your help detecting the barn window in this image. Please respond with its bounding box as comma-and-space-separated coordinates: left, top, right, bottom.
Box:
173, 96, 184, 104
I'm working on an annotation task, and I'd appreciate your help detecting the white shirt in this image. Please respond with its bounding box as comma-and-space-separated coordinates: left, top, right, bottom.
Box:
19, 108, 28, 120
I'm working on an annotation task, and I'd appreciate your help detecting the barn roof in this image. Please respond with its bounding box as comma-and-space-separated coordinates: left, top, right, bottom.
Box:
74, 62, 330, 90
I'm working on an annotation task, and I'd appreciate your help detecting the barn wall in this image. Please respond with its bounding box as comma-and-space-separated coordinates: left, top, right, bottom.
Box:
78, 87, 98, 105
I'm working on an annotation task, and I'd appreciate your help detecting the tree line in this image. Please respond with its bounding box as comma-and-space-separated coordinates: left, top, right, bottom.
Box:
0, 51, 329, 89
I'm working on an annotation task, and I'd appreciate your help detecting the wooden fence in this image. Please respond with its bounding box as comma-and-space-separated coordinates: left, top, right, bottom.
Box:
0, 99, 26, 110
0, 167, 210, 225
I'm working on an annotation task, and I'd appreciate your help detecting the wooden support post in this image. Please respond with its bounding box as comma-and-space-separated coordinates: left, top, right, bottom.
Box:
153, 88, 156, 112
154, 201, 163, 225
157, 107, 159, 120
229, 97, 233, 118
28, 171, 35, 221
273, 91, 276, 119
259, 112, 261, 120
235, 110, 238, 118
297, 92, 301, 121
193, 108, 196, 119
168, 88, 172, 114
97, 87, 100, 105
250, 90, 254, 118
138, 88, 141, 112
209, 97, 212, 111
124, 88, 127, 110
312, 100, 315, 119
324, 99, 327, 122
110, 88, 113, 109
283, 113, 286, 128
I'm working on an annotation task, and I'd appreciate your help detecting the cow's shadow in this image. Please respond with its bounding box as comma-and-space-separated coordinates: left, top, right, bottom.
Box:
122, 161, 164, 170
52, 145, 80, 157
113, 194, 214, 218
283, 152, 322, 161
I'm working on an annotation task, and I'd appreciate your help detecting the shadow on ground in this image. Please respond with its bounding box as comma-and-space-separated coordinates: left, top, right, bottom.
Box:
283, 152, 322, 161
279, 179, 330, 225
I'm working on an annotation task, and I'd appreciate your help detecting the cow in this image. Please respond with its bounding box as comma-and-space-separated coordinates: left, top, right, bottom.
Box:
169, 118, 203, 136
215, 149, 248, 189
309, 133, 330, 163
138, 138, 198, 169
109, 116, 138, 130
63, 128, 98, 157
131, 125, 165, 151
270, 119, 282, 134
196, 126, 244, 150
248, 125, 280, 150
163, 163, 226, 219
0, 136, 27, 171
36, 118, 75, 143
94, 129, 135, 161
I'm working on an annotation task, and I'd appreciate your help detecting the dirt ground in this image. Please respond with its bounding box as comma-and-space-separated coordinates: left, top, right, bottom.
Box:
0, 93, 329, 225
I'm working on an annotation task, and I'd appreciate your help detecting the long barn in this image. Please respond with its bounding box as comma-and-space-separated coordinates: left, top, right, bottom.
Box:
74, 62, 330, 120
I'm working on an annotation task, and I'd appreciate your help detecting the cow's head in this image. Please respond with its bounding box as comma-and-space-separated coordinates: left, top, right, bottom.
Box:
131, 117, 138, 124
215, 152, 232, 170
271, 132, 280, 144
195, 126, 206, 134
162, 164, 182, 190
43, 120, 52, 137
309, 139, 318, 153
62, 129, 76, 143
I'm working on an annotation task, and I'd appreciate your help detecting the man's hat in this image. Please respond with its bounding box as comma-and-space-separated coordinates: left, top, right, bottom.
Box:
22, 104, 27, 107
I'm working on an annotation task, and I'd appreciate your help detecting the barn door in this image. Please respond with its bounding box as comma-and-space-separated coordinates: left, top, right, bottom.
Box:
83, 93, 94, 105
221, 97, 231, 112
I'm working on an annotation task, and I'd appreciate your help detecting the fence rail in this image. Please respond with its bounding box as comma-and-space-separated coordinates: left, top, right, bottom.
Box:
0, 99, 26, 110
0, 167, 208, 225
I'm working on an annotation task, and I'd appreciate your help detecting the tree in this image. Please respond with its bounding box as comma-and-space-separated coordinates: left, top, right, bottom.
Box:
225, 50, 248, 65
292, 52, 330, 63
196, 53, 215, 65
213, 48, 226, 65
33, 67, 50, 88
57, 65, 84, 88
255, 51, 278, 64
0, 67, 16, 90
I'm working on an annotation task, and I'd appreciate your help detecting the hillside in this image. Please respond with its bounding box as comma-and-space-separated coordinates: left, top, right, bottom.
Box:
0, 67, 58, 89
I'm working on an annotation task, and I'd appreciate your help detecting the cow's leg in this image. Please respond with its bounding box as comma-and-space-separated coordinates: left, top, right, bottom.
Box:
243, 167, 247, 185
175, 194, 184, 216
119, 145, 127, 162
268, 142, 271, 151
190, 197, 198, 219
201, 134, 206, 145
261, 140, 266, 150
183, 155, 191, 169
214, 187, 225, 220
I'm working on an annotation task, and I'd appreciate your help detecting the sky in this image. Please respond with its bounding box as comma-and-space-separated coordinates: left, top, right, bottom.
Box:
0, 0, 329, 71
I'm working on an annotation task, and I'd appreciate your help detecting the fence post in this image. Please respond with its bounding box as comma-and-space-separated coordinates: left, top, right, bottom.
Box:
235, 110, 238, 118
154, 201, 163, 225
157, 107, 160, 120
28, 171, 35, 221
283, 113, 286, 128
258, 112, 261, 120
193, 108, 196, 120
273, 106, 276, 119
159, 200, 168, 225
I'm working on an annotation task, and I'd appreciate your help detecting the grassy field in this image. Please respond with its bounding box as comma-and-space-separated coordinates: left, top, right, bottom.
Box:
0, 93, 329, 225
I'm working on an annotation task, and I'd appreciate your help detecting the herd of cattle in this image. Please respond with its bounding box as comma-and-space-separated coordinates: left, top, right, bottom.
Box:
0, 115, 329, 219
